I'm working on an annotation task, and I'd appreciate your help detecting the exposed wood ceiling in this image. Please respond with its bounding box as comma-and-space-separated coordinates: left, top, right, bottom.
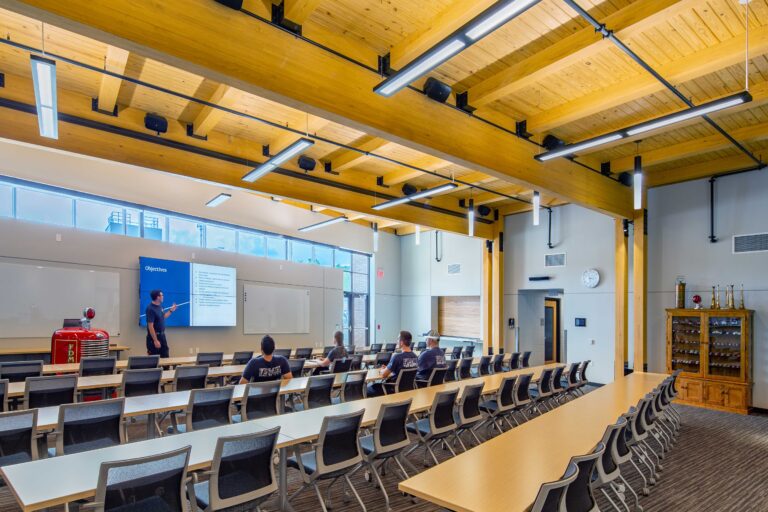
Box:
0, 0, 765, 238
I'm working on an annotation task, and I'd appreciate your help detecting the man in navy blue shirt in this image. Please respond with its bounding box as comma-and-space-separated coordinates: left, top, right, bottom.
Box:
313, 331, 348, 374
240, 335, 292, 383
416, 334, 446, 381
145, 289, 176, 358
367, 331, 418, 396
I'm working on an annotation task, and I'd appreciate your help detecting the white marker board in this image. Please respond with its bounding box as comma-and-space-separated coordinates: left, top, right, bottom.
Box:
243, 283, 310, 334
0, 261, 120, 338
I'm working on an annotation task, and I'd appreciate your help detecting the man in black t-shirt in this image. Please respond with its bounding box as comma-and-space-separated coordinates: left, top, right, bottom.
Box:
416, 334, 446, 381
145, 289, 176, 358
367, 331, 418, 396
313, 331, 348, 374
240, 335, 292, 383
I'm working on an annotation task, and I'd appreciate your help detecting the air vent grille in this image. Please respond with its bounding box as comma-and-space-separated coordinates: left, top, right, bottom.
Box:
447, 263, 461, 275
733, 233, 768, 254
545, 253, 566, 267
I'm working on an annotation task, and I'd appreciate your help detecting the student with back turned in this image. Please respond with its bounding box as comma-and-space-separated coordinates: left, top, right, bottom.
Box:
416, 332, 446, 381
240, 335, 292, 383
313, 330, 347, 374
367, 331, 418, 396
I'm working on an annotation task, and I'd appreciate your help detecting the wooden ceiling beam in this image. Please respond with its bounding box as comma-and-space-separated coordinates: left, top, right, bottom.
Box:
241, 0, 274, 19
379, 154, 450, 187
469, 0, 686, 110
96, 45, 129, 113
528, 23, 768, 134
647, 155, 759, 188
283, 0, 322, 25
3, 0, 632, 218
190, 83, 241, 138
267, 114, 332, 153
323, 135, 390, 172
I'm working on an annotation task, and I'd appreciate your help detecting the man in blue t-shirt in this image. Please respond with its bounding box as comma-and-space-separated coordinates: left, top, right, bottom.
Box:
416, 334, 446, 381
312, 331, 348, 375
240, 335, 292, 383
367, 331, 418, 396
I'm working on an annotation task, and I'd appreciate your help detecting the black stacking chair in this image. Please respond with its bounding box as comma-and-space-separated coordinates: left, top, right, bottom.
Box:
592, 417, 635, 512
172, 365, 209, 392
550, 365, 567, 405
79, 357, 117, 401
521, 351, 532, 368
322, 346, 335, 358
530, 462, 579, 512
479, 375, 518, 435
231, 351, 254, 365
530, 367, 555, 412
462, 345, 475, 358
383, 343, 397, 353
512, 372, 535, 423
190, 427, 280, 512
368, 343, 381, 354
272, 349, 292, 359
170, 386, 234, 434
0, 409, 39, 466
0, 379, 8, 412
448, 346, 462, 360
491, 354, 505, 374
53, 398, 126, 456
454, 383, 485, 449
375, 352, 392, 367
458, 357, 473, 379
330, 358, 352, 374
288, 358, 306, 378
474, 355, 491, 377
360, 399, 418, 510
346, 345, 356, 355
294, 348, 313, 360
24, 375, 77, 409
576, 360, 591, 395
417, 367, 448, 388
444, 359, 459, 382
92, 446, 191, 512
127, 355, 159, 369
383, 368, 417, 395
296, 374, 335, 410
416, 341, 427, 351
234, 381, 282, 422
564, 362, 582, 399
0, 360, 43, 382
335, 370, 367, 403
350, 353, 364, 371
406, 388, 460, 466
121, 368, 163, 397
565, 443, 606, 512
508, 352, 521, 370
287, 410, 366, 511
196, 352, 224, 367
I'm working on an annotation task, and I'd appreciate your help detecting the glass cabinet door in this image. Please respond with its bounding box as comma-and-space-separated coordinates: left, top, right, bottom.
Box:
707, 316, 743, 379
670, 315, 702, 375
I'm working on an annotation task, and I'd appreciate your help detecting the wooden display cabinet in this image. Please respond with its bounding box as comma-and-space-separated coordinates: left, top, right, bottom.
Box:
666, 308, 753, 414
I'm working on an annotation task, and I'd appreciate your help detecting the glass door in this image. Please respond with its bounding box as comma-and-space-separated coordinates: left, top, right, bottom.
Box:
707, 316, 743, 380
670, 315, 702, 376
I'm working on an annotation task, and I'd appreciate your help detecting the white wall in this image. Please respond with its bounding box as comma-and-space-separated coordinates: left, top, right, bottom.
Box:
505, 205, 618, 384
373, 232, 401, 344
647, 171, 768, 408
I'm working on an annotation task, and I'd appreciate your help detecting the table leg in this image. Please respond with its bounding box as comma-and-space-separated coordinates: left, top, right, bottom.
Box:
278, 447, 296, 512
146, 413, 156, 439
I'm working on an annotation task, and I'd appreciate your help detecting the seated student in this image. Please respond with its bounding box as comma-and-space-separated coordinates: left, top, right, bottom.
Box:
240, 335, 292, 383
416, 332, 446, 381
312, 330, 348, 375
367, 331, 418, 396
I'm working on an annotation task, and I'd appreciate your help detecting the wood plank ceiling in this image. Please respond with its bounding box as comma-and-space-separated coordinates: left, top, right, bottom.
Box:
0, 0, 764, 237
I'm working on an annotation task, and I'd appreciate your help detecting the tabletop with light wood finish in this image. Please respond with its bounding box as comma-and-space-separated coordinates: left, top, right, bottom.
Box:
398, 372, 669, 512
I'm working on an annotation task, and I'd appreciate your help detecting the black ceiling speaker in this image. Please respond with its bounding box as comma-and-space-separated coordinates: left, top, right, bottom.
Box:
424, 77, 452, 103
542, 134, 565, 151
618, 171, 633, 187
477, 205, 492, 217
144, 113, 168, 134
215, 0, 244, 9
298, 155, 316, 171
401, 183, 418, 196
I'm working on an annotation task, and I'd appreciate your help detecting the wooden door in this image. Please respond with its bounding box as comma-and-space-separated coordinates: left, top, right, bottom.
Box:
544, 298, 560, 363
703, 382, 725, 407
679, 378, 703, 403
724, 384, 747, 410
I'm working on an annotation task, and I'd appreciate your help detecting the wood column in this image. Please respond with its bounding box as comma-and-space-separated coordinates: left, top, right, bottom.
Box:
615, 218, 628, 380
481, 240, 493, 354
491, 219, 505, 354
633, 198, 647, 371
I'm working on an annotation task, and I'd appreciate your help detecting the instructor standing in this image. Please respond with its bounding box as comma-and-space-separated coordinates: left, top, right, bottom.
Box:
146, 289, 176, 357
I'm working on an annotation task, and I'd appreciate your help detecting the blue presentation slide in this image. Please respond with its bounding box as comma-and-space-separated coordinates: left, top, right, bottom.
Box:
139, 257, 236, 327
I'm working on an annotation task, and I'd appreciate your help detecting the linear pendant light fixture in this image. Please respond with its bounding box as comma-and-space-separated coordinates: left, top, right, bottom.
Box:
534, 91, 752, 162
298, 215, 348, 232
532, 191, 540, 226
371, 182, 459, 210
374, 0, 541, 97
633, 156, 643, 210
415, 225, 421, 245
372, 223, 379, 253
30, 55, 58, 139
205, 193, 231, 207
467, 198, 475, 237
242, 138, 314, 182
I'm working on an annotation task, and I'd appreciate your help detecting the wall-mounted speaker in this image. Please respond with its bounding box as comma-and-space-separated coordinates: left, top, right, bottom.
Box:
424, 77, 452, 103
542, 134, 565, 151
477, 205, 492, 217
144, 113, 168, 134
402, 183, 418, 196
298, 155, 316, 171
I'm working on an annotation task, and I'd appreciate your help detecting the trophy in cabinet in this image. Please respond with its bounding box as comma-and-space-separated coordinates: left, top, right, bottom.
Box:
739, 284, 745, 310
710, 286, 717, 309
715, 285, 721, 309
726, 284, 735, 309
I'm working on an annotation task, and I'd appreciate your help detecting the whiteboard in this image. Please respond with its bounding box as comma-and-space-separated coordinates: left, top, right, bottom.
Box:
243, 283, 310, 334
0, 262, 120, 338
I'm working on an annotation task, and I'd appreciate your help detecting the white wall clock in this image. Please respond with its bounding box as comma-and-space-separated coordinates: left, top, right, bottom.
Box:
581, 268, 600, 288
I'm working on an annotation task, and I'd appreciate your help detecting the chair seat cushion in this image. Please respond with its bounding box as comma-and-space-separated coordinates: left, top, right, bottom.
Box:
479, 400, 498, 413
193, 480, 211, 510
406, 418, 431, 437
287, 450, 317, 475
231, 414, 242, 423
359, 434, 374, 455
331, 396, 341, 405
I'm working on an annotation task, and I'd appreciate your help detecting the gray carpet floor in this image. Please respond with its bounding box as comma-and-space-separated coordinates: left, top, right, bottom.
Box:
0, 402, 766, 511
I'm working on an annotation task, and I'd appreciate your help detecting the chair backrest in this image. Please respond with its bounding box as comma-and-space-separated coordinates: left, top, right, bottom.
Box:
383, 343, 397, 352
288, 358, 305, 378
458, 357, 473, 379
457, 383, 484, 425
394, 368, 417, 393
416, 341, 427, 351
522, 351, 532, 368
427, 367, 448, 387
294, 347, 313, 360
564, 442, 605, 512
596, 418, 626, 484
567, 362, 581, 387
0, 409, 38, 466
444, 359, 459, 382
372, 399, 412, 455
616, 411, 636, 461
317, 410, 364, 475
0, 379, 8, 413
303, 374, 335, 409
79, 357, 117, 377
94, 445, 191, 512
579, 360, 591, 384
196, 352, 224, 367
271, 349, 291, 359
207, 427, 280, 510
127, 355, 160, 369
551, 365, 565, 392
538, 368, 554, 397
0, 360, 43, 382
375, 352, 393, 367
370, 343, 383, 354
428, 389, 459, 437
172, 365, 209, 392
509, 352, 521, 369
56, 398, 126, 455
121, 368, 163, 397
478, 356, 491, 376
530, 462, 579, 512
497, 375, 518, 411
450, 346, 463, 360
330, 358, 352, 374
186, 386, 234, 432
25, 375, 77, 409
340, 370, 367, 402
491, 354, 504, 373
346, 345, 356, 355
350, 353, 364, 371
231, 351, 254, 365
514, 373, 533, 406
322, 346, 334, 358
243, 381, 282, 420
463, 346, 475, 358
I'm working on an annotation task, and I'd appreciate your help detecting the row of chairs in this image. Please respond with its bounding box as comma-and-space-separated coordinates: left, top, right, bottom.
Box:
530, 371, 681, 512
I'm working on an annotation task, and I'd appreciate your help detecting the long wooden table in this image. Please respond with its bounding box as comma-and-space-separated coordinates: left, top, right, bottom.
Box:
0, 364, 560, 512
398, 372, 669, 512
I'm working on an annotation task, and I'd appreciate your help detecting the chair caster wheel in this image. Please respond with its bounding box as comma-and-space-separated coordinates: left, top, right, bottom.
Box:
657, 464, 664, 471
642, 488, 650, 496
364, 470, 371, 483
649, 478, 657, 485
636, 506, 644, 512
